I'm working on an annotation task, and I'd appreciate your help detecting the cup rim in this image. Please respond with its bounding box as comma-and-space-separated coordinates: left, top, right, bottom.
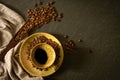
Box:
30, 43, 56, 69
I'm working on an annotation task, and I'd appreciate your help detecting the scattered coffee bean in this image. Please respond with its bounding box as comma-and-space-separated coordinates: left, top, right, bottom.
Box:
39, 1, 43, 5
64, 35, 68, 39
58, 13, 63, 18
49, 1, 55, 5
34, 3, 38, 7
78, 39, 80, 42
89, 49, 93, 53
57, 19, 61, 22
78, 39, 83, 42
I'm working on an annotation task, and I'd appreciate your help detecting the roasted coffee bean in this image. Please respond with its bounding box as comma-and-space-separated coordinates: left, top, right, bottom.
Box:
58, 13, 63, 18
89, 49, 93, 53
64, 35, 68, 39
39, 1, 43, 5
34, 3, 38, 8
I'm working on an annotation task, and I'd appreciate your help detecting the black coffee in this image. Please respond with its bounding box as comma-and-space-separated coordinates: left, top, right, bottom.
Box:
34, 48, 48, 64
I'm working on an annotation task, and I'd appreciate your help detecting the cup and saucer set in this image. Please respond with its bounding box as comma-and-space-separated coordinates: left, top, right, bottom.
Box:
19, 32, 64, 77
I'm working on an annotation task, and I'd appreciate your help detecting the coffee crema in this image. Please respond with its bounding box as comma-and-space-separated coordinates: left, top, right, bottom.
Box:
34, 48, 48, 64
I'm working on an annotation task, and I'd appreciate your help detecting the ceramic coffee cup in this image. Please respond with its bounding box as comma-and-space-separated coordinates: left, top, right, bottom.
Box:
30, 43, 56, 69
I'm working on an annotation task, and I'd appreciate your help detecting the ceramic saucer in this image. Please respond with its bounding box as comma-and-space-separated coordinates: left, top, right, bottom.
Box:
19, 32, 64, 77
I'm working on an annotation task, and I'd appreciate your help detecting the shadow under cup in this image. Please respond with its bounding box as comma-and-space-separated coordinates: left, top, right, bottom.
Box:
30, 43, 56, 69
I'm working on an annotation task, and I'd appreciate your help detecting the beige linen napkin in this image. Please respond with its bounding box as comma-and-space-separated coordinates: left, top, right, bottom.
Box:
0, 3, 43, 80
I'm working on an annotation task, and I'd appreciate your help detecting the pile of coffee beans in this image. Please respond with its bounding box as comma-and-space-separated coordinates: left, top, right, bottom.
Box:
62, 35, 76, 52
15, 1, 62, 41
60, 34, 83, 54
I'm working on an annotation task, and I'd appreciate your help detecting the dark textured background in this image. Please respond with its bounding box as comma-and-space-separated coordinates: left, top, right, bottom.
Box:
0, 0, 120, 80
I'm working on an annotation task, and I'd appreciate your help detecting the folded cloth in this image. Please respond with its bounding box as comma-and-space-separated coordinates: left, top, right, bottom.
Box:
0, 3, 43, 80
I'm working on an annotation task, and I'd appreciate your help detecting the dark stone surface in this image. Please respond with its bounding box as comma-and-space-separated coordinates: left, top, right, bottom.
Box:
0, 0, 120, 80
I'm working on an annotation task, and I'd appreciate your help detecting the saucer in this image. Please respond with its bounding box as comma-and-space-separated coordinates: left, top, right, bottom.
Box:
19, 32, 64, 77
